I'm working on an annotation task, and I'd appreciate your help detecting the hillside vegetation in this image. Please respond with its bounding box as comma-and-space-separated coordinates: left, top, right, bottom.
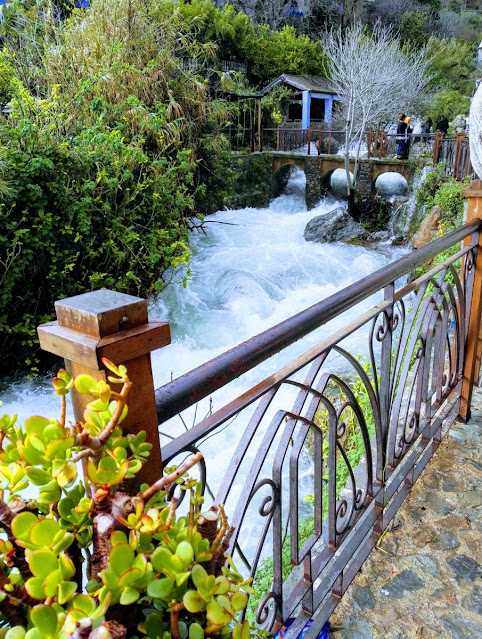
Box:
0, 0, 479, 373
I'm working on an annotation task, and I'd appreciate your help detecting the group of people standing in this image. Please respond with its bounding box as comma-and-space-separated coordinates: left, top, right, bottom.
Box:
396, 113, 453, 160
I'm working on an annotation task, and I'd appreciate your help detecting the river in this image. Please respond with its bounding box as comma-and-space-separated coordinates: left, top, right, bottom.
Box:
0, 169, 406, 503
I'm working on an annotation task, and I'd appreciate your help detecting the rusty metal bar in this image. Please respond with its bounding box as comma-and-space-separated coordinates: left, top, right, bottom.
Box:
367, 127, 372, 159
307, 126, 311, 156
155, 219, 482, 424
318, 127, 322, 155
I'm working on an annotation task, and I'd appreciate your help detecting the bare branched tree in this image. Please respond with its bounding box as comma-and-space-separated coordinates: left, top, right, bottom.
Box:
323, 22, 430, 211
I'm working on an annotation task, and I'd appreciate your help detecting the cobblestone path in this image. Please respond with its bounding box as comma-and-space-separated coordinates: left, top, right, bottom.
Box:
328, 388, 482, 639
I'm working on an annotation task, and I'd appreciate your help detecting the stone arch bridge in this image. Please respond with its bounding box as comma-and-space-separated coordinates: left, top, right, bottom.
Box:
272, 153, 415, 209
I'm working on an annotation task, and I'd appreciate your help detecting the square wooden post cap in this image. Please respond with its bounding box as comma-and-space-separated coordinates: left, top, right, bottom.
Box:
38, 289, 170, 370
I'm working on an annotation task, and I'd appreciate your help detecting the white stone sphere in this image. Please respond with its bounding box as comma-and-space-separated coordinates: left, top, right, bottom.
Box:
375, 172, 408, 196
330, 168, 354, 199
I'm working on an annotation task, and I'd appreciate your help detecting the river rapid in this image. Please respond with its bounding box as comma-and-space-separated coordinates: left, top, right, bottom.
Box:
0, 169, 406, 501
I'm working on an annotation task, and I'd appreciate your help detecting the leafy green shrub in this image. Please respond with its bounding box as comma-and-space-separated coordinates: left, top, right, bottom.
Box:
0, 0, 233, 373
0, 360, 253, 639
415, 163, 450, 211
426, 178, 467, 223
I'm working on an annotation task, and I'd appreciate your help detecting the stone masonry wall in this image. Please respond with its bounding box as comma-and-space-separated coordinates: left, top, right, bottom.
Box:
304, 157, 323, 209
223, 153, 275, 210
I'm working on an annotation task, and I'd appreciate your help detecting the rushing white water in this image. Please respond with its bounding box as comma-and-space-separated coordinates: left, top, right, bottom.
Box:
0, 170, 405, 492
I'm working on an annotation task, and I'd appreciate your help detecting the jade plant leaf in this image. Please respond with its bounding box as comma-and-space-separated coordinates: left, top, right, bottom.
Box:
147, 577, 174, 600
28, 549, 58, 578
191, 564, 208, 589
108, 543, 135, 576
30, 604, 58, 637
207, 599, 229, 626
25, 467, 51, 486
231, 591, 248, 612
30, 519, 59, 547
119, 587, 139, 605
58, 580, 77, 605
189, 623, 204, 639
11, 512, 38, 542
25, 416, 51, 437
74, 374, 98, 395
183, 590, 205, 613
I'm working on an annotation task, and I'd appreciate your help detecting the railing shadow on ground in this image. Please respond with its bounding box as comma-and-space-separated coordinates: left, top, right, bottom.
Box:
39, 191, 482, 639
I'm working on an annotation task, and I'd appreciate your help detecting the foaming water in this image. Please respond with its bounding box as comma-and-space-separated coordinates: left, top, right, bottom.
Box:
151, 170, 402, 389
1, 169, 405, 496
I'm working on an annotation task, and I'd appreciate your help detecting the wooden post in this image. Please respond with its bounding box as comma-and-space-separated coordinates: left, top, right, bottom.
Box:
318, 127, 322, 156
459, 181, 482, 421
378, 131, 384, 160
258, 99, 262, 152
432, 132, 442, 166
37, 289, 170, 485
307, 126, 311, 156
454, 132, 465, 178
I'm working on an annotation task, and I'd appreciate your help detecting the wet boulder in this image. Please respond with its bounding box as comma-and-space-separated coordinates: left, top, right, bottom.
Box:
304, 207, 365, 243
412, 205, 441, 249
375, 172, 408, 196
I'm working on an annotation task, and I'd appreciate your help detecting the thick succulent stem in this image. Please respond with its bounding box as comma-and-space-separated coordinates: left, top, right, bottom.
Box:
140, 453, 203, 503
0, 564, 37, 608
72, 618, 92, 639
0, 593, 27, 627
170, 602, 184, 639
74, 380, 132, 459
89, 620, 127, 639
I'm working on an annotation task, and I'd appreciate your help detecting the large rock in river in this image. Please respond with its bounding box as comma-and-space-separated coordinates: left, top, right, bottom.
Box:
375, 172, 408, 196
304, 207, 365, 243
412, 205, 441, 249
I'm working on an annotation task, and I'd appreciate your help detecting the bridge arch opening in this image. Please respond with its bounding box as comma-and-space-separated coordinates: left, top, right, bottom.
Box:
274, 164, 306, 199
322, 168, 353, 200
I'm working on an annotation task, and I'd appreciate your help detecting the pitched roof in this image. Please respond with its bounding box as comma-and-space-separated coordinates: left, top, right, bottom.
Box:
261, 74, 337, 95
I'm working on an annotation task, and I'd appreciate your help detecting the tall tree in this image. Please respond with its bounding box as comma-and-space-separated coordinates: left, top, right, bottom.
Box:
322, 22, 430, 212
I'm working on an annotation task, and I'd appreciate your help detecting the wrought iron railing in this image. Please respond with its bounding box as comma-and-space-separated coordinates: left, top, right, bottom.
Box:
154, 219, 482, 638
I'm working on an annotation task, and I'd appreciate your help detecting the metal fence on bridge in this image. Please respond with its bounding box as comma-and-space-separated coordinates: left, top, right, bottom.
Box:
224, 125, 475, 181
39, 168, 482, 639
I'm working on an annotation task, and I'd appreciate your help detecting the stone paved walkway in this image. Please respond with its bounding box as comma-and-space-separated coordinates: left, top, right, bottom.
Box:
328, 387, 482, 639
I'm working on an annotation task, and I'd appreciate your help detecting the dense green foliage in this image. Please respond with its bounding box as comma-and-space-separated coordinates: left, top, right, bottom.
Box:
0, 0, 231, 373
425, 37, 476, 120
175, 0, 326, 85
413, 165, 470, 278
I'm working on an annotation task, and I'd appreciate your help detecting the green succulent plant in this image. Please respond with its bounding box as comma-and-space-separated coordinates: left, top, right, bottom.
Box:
0, 361, 254, 639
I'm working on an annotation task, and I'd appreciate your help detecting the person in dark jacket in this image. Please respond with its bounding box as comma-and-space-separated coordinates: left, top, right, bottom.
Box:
421, 117, 432, 143
396, 113, 407, 159
436, 115, 449, 136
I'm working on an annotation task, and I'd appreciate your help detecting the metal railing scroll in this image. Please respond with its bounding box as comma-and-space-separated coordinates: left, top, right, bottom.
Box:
155, 220, 482, 638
